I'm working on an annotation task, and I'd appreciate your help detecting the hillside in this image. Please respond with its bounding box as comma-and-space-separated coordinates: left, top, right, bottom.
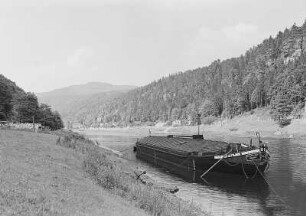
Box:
38, 82, 136, 97
69, 21, 306, 128
37, 82, 136, 124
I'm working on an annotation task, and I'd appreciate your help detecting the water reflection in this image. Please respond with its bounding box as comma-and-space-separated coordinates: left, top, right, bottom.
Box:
266, 139, 306, 216
156, 165, 270, 198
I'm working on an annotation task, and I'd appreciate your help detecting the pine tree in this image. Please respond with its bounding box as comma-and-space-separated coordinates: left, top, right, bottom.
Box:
271, 92, 293, 126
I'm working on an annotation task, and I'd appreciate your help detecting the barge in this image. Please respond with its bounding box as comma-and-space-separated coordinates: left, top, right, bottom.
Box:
135, 134, 270, 177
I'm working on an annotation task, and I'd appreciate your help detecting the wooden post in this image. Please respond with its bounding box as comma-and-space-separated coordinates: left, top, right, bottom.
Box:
197, 114, 201, 135
154, 150, 157, 165
192, 170, 196, 182
32, 116, 35, 132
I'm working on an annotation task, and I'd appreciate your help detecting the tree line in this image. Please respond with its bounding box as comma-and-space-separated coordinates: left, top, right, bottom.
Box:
0, 75, 63, 130
66, 21, 306, 128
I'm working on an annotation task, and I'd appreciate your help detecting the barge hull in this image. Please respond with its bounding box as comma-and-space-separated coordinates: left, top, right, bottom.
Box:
136, 144, 267, 176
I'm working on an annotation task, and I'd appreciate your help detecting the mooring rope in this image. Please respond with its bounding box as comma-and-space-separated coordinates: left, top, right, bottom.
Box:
223, 159, 240, 167
252, 160, 289, 209
240, 156, 259, 179
200, 149, 232, 179
264, 161, 270, 172
250, 165, 258, 179
241, 156, 250, 179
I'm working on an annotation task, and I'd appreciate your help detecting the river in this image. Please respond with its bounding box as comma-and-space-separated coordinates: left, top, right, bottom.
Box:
81, 128, 306, 216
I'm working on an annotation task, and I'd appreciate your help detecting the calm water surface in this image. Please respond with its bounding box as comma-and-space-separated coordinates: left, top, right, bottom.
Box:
82, 129, 306, 216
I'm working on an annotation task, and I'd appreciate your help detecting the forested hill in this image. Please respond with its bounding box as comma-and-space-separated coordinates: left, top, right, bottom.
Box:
77, 21, 306, 127
0, 74, 64, 130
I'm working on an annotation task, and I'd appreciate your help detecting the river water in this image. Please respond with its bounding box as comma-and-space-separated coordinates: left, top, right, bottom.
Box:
82, 129, 306, 216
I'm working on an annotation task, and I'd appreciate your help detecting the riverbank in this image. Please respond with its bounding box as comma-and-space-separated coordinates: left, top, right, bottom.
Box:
0, 129, 207, 216
167, 108, 306, 141
84, 108, 306, 143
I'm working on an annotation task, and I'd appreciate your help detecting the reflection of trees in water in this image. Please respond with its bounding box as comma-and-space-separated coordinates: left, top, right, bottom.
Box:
265, 139, 305, 215
289, 139, 306, 184
150, 150, 301, 216
162, 168, 273, 215
195, 172, 269, 197
202, 173, 275, 216
279, 139, 306, 215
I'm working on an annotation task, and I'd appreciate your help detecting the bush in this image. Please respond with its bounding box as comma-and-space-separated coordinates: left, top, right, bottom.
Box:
164, 121, 172, 126
55, 131, 96, 154
278, 118, 291, 127
83, 150, 129, 192
55, 132, 206, 216
201, 116, 218, 125
229, 127, 238, 131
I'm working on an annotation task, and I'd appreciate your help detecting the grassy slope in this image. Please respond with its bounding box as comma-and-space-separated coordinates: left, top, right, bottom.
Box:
0, 130, 147, 216
164, 108, 306, 140
55, 131, 206, 216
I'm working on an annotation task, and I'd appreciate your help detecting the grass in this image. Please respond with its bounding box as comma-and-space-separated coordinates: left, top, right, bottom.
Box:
0, 129, 148, 216
56, 131, 207, 216
0, 129, 208, 216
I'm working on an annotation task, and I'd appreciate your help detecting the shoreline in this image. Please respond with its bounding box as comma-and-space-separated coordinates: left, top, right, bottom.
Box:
80, 109, 306, 216
82, 109, 306, 142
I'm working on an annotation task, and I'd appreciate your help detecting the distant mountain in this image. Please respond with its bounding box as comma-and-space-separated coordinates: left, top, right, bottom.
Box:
37, 82, 136, 123
38, 82, 136, 97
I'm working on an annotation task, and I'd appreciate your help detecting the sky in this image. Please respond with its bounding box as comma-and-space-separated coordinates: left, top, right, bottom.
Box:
0, 0, 305, 93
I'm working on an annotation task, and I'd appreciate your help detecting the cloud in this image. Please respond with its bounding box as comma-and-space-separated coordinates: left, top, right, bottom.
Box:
182, 26, 226, 68
182, 22, 264, 68
67, 46, 94, 68
186, 26, 220, 55
222, 22, 261, 43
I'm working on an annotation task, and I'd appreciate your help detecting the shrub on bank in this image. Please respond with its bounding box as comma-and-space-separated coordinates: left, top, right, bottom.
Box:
201, 116, 218, 125
55, 130, 96, 154
82, 149, 201, 216
56, 132, 206, 216
278, 118, 292, 128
